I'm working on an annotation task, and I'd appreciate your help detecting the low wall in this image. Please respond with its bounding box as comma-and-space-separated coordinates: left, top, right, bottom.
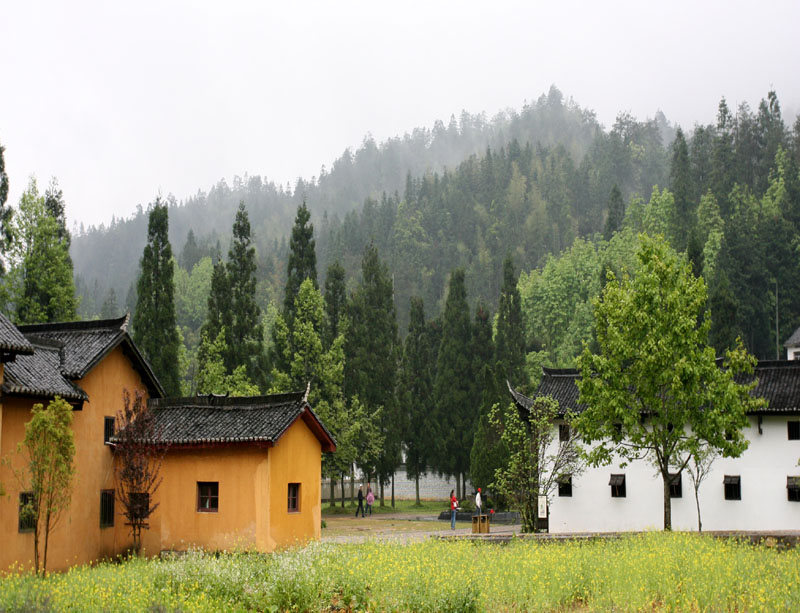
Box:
322, 465, 473, 503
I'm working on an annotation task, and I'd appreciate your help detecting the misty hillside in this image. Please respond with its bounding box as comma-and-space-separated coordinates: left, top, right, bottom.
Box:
73, 86, 670, 317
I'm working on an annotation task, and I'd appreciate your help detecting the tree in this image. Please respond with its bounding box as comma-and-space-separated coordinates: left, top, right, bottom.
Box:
0, 140, 14, 273
114, 389, 167, 553
16, 397, 75, 575
284, 202, 317, 322
398, 296, 435, 506
195, 328, 259, 396
344, 245, 400, 504
9, 178, 78, 323
575, 234, 764, 530
323, 260, 346, 349
433, 269, 473, 498
226, 202, 264, 384
468, 301, 497, 492
132, 199, 181, 395
603, 184, 625, 241
669, 127, 694, 251
494, 255, 526, 390
490, 396, 581, 533
100, 288, 119, 319
685, 444, 718, 533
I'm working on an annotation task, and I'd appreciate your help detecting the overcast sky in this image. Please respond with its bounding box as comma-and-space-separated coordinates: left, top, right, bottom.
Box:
2, 0, 799, 229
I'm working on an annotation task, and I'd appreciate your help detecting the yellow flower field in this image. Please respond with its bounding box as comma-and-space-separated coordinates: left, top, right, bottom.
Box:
2, 532, 799, 611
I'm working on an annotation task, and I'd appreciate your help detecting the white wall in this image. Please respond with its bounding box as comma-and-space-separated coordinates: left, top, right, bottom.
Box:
548, 415, 800, 533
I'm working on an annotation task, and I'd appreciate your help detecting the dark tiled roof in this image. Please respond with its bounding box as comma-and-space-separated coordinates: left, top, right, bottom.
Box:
17, 315, 164, 398
3, 339, 88, 401
0, 312, 34, 357
784, 326, 800, 348
511, 361, 800, 416
134, 391, 336, 451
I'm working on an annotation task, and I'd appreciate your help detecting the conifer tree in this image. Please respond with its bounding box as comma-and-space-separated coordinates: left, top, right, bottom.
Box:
0, 140, 13, 273
433, 269, 474, 498
669, 127, 694, 250
603, 184, 625, 241
226, 202, 264, 384
323, 260, 346, 349
11, 178, 78, 323
284, 202, 317, 322
133, 199, 181, 395
345, 244, 400, 503
494, 255, 526, 391
399, 296, 435, 506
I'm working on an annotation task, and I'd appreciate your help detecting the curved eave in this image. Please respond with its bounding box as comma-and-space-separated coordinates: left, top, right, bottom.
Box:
2, 384, 88, 402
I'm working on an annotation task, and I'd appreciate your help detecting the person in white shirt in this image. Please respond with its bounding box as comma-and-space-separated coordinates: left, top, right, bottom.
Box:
475, 488, 482, 516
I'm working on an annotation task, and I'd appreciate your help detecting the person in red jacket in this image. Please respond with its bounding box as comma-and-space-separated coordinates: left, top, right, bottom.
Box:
450, 489, 458, 530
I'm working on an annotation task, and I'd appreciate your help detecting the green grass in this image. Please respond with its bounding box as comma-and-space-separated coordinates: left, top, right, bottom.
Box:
322, 498, 447, 516
2, 532, 800, 611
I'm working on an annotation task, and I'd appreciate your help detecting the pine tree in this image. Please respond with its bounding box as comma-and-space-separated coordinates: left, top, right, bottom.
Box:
100, 288, 119, 319
180, 229, 202, 271
399, 296, 435, 505
12, 178, 78, 323
345, 244, 400, 503
226, 202, 264, 384
669, 127, 694, 251
433, 269, 474, 498
603, 184, 625, 241
0, 140, 14, 273
494, 255, 526, 390
284, 202, 317, 322
133, 199, 181, 395
323, 260, 346, 349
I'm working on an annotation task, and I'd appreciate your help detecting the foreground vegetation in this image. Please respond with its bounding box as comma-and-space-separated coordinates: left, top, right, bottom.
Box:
2, 532, 799, 612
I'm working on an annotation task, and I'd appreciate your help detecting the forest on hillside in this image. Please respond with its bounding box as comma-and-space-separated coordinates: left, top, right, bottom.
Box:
3, 86, 800, 500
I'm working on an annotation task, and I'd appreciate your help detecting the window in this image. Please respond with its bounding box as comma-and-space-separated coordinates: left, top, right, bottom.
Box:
558, 476, 573, 497
613, 423, 623, 436
723, 475, 741, 500
100, 490, 115, 527
669, 473, 682, 498
130, 492, 150, 520
288, 483, 300, 512
559, 424, 570, 442
788, 477, 800, 502
197, 482, 219, 512
609, 474, 626, 498
788, 421, 800, 440
104, 416, 115, 444
18, 492, 36, 532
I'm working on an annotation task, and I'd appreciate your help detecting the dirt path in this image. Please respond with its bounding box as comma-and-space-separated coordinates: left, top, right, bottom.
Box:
320, 513, 522, 544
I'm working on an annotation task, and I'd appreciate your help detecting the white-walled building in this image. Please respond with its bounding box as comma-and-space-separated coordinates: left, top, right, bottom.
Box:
510, 361, 800, 532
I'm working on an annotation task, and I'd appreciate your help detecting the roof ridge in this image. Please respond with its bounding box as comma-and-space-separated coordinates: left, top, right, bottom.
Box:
17, 315, 128, 333
150, 391, 306, 409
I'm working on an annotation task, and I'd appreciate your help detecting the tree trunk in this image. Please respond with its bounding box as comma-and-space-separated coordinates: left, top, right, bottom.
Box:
349, 466, 354, 505
391, 472, 395, 508
415, 474, 420, 506
380, 480, 385, 506
340, 474, 345, 508
42, 510, 51, 576
694, 485, 703, 533
455, 476, 461, 501
662, 472, 672, 531
329, 477, 336, 508
33, 525, 40, 575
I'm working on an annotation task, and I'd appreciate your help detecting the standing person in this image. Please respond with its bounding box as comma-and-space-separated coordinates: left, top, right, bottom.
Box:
355, 485, 365, 518
366, 485, 374, 516
475, 488, 482, 516
450, 489, 458, 530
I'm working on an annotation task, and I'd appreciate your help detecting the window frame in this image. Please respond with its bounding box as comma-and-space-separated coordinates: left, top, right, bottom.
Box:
288, 482, 300, 513
788, 421, 800, 440
609, 474, 626, 498
557, 476, 573, 497
18, 492, 36, 533
787, 476, 800, 502
723, 475, 741, 501
669, 473, 682, 498
197, 482, 219, 513
104, 416, 115, 444
100, 489, 115, 527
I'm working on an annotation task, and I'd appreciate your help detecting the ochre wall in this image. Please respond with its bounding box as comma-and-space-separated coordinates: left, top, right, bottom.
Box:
265, 416, 322, 550
0, 346, 148, 572
155, 447, 268, 552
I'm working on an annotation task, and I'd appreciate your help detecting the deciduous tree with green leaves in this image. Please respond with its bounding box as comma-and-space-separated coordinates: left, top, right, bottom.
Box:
490, 396, 581, 533
15, 396, 75, 575
575, 234, 764, 530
